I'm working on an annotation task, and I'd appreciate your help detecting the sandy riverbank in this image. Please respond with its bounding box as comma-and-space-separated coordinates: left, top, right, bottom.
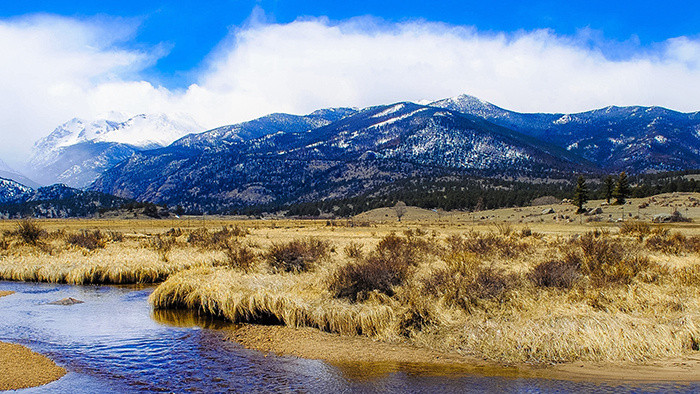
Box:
227, 324, 700, 383
0, 291, 66, 391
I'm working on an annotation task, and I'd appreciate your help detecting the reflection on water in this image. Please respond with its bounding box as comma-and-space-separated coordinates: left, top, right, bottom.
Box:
0, 280, 698, 393
151, 308, 231, 330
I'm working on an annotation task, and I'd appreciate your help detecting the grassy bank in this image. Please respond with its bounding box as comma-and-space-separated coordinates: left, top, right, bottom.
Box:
151, 223, 700, 364
0, 221, 226, 284
2, 197, 700, 365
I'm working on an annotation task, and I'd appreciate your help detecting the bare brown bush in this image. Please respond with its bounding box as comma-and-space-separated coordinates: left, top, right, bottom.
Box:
343, 242, 364, 259
446, 231, 530, 258
265, 237, 331, 273
619, 221, 652, 238
149, 235, 176, 262
186, 226, 249, 250
330, 233, 429, 302
423, 254, 517, 311
15, 219, 45, 246
565, 232, 651, 286
645, 231, 700, 255
529, 259, 580, 288
222, 240, 258, 272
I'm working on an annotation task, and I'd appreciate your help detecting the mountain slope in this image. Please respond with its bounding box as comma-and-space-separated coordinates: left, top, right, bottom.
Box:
0, 177, 32, 203
91, 103, 592, 212
431, 95, 700, 172
172, 108, 357, 150
27, 113, 202, 188
0, 183, 132, 219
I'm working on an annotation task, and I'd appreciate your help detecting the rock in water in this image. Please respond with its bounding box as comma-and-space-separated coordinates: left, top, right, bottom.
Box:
48, 297, 84, 305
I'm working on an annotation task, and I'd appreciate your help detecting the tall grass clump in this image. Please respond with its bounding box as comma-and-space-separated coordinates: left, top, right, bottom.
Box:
265, 237, 331, 273
187, 226, 249, 250
15, 219, 45, 246
150, 267, 395, 336
67, 230, 106, 250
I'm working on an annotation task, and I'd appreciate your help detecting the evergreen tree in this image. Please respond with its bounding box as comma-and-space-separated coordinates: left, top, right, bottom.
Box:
602, 175, 614, 203
613, 172, 630, 205
572, 175, 589, 214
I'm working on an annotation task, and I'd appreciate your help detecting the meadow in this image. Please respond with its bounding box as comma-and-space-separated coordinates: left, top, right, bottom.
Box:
1, 193, 699, 366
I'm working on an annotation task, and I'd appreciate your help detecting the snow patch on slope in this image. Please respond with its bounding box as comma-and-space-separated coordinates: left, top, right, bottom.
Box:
371, 104, 407, 118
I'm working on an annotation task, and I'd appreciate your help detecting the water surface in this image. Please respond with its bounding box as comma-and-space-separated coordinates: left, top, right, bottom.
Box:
0, 281, 697, 393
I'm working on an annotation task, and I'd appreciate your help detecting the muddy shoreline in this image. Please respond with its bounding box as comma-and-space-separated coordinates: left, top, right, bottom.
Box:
227, 323, 700, 383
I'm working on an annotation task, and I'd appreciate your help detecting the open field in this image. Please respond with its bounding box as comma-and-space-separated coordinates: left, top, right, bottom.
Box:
1, 192, 699, 371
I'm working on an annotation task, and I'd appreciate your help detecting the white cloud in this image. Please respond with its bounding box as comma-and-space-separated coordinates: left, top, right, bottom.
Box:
1, 14, 699, 168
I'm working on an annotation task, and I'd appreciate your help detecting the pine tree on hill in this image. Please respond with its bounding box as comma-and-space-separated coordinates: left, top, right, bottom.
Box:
613, 172, 630, 205
573, 175, 589, 214
602, 175, 614, 203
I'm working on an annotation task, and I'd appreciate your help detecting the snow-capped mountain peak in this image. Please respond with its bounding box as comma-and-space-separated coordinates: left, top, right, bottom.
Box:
27, 113, 203, 188
34, 113, 202, 153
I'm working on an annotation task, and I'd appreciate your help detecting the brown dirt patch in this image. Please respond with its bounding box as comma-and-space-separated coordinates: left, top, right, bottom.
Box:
0, 342, 66, 390
227, 324, 700, 382
549, 356, 700, 383
227, 324, 544, 380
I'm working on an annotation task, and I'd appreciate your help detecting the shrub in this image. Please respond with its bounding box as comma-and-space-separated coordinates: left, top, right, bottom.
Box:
187, 226, 249, 250
567, 232, 651, 286
529, 259, 580, 288
265, 238, 331, 273
222, 240, 257, 272
619, 221, 652, 239
164, 228, 183, 237
645, 232, 699, 255
16, 219, 45, 245
398, 297, 439, 337
330, 233, 425, 302
446, 231, 529, 258
108, 231, 125, 242
149, 235, 176, 262
343, 242, 364, 259
67, 230, 106, 250
331, 255, 408, 301
423, 254, 515, 310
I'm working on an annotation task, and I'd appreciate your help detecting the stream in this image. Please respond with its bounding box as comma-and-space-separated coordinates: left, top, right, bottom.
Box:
0, 281, 697, 393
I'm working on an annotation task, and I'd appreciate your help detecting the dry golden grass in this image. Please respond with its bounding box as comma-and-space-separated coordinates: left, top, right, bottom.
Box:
150, 267, 395, 336
151, 224, 700, 365
1, 201, 699, 365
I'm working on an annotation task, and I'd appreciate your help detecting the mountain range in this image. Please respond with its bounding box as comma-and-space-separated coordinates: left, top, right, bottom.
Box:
14, 94, 700, 214
431, 95, 700, 172
88, 96, 699, 213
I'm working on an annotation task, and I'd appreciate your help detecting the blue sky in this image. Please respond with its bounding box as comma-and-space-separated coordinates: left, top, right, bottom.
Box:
2, 1, 698, 88
0, 1, 699, 165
